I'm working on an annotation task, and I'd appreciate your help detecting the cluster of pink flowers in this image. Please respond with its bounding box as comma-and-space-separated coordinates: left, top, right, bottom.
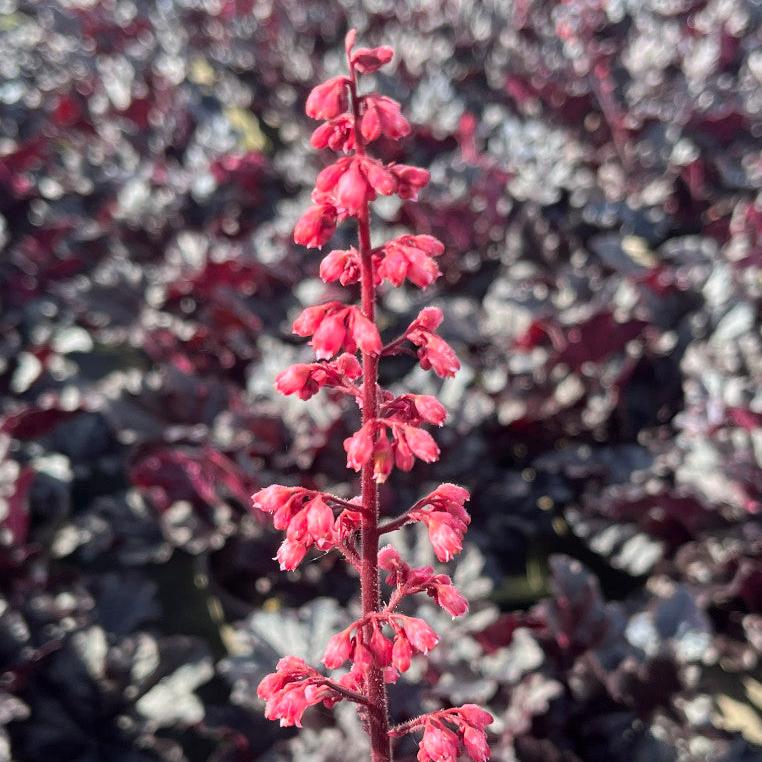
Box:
319, 234, 445, 289
322, 612, 440, 681
257, 655, 365, 729
409, 706, 493, 762
292, 301, 382, 359
252, 485, 363, 571
406, 483, 472, 562
275, 352, 361, 400
382, 306, 461, 379
251, 30, 492, 761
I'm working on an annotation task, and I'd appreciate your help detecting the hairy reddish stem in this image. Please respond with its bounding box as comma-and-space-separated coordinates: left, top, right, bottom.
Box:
378, 512, 413, 535
325, 494, 369, 513
338, 541, 362, 572
378, 494, 428, 535
388, 707, 462, 737
351, 76, 393, 761
322, 678, 372, 706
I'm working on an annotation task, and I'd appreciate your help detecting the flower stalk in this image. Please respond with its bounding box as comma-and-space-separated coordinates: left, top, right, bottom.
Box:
251, 30, 492, 762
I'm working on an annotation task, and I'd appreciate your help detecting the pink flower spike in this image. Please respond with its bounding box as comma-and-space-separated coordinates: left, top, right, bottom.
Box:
392, 426, 415, 472
292, 303, 380, 360
404, 483, 472, 562
305, 76, 350, 120
402, 307, 461, 377
432, 483, 471, 507
257, 657, 348, 730
334, 353, 362, 378
372, 429, 394, 483
275, 357, 358, 401
264, 685, 310, 727
259, 29, 491, 751
378, 544, 404, 572
274, 364, 313, 398
409, 234, 445, 257
377, 235, 444, 288
383, 666, 400, 684
305, 495, 334, 542
312, 311, 347, 360
376, 245, 410, 286
316, 157, 352, 193
404, 325, 460, 378
292, 302, 342, 337
334, 507, 363, 541
419, 333, 461, 378
361, 157, 397, 195
369, 625, 393, 667
416, 306, 444, 330
352, 639, 374, 671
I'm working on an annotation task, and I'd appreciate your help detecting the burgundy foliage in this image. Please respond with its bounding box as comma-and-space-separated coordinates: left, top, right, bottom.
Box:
0, 1, 760, 761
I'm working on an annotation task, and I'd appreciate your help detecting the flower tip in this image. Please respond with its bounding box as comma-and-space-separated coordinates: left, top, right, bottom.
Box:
345, 28, 357, 54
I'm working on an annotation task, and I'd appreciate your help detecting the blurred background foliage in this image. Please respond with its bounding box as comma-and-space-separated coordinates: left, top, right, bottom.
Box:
1, 0, 761, 760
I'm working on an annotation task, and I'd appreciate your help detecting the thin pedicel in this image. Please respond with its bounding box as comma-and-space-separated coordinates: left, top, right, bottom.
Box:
251, 30, 492, 762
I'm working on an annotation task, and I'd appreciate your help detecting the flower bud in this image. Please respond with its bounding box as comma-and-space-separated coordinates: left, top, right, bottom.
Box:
251, 485, 298, 514
305, 76, 349, 120
427, 520, 462, 563
275, 539, 307, 571
306, 495, 334, 541
401, 616, 439, 654
351, 46, 394, 74
347, 307, 382, 355
401, 425, 440, 463
336, 159, 372, 215
431, 581, 469, 618
275, 365, 314, 399
390, 163, 430, 200
391, 632, 412, 673
458, 705, 494, 728
322, 629, 352, 669
344, 423, 375, 471
293, 204, 337, 249
412, 395, 447, 426
463, 726, 490, 762
312, 311, 347, 360
421, 724, 459, 761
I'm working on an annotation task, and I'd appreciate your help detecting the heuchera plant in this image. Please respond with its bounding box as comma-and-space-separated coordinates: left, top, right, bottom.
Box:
251, 30, 492, 762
